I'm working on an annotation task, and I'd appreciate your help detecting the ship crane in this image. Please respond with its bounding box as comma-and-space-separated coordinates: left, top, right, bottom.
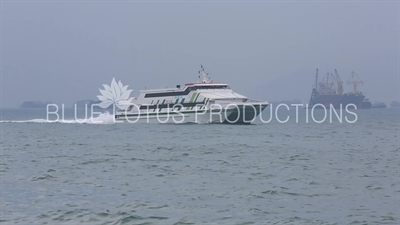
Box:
334, 69, 344, 95
347, 71, 364, 93
318, 72, 336, 95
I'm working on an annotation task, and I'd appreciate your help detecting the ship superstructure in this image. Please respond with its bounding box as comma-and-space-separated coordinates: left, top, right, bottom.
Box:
309, 69, 369, 109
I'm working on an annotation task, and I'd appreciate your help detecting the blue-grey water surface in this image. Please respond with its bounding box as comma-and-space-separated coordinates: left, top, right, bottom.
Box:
0, 108, 399, 224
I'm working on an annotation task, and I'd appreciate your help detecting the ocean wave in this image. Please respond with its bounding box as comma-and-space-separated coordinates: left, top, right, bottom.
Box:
0, 112, 116, 124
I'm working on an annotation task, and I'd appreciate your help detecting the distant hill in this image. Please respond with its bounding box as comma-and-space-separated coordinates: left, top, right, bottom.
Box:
21, 101, 53, 109
390, 101, 400, 108
73, 99, 98, 108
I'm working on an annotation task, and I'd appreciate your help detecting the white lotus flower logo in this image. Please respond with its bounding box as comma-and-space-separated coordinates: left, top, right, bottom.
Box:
97, 78, 132, 110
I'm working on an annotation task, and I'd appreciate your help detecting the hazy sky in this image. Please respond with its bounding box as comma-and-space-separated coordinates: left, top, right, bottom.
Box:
1, 1, 398, 107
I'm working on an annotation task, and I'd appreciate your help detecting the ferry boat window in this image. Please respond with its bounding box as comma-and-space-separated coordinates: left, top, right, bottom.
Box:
193, 85, 229, 90
144, 85, 229, 98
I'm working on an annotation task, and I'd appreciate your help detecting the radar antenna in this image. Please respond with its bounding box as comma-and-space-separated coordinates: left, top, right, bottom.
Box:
198, 64, 212, 83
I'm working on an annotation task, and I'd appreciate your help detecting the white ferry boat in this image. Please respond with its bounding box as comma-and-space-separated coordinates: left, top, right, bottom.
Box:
115, 66, 268, 124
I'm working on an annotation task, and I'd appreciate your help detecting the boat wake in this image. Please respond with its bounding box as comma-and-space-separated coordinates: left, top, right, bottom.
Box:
0, 112, 116, 124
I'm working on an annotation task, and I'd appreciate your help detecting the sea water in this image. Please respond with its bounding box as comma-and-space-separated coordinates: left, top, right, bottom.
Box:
0, 107, 399, 224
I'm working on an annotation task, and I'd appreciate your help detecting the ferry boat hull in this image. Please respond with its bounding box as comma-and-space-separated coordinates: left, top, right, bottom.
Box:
223, 103, 268, 124
115, 102, 268, 124
114, 108, 235, 124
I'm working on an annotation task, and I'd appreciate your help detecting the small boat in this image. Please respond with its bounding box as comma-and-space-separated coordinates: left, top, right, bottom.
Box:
371, 102, 387, 108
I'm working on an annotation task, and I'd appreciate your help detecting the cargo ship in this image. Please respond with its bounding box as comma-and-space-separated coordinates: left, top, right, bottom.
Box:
308, 69, 370, 109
